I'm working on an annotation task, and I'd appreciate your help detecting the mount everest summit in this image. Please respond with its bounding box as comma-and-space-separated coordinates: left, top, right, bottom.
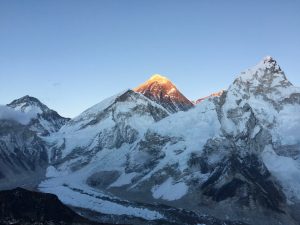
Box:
1, 57, 300, 225
134, 74, 194, 113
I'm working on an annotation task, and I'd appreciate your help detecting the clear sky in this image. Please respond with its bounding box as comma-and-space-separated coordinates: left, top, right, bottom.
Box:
0, 0, 300, 118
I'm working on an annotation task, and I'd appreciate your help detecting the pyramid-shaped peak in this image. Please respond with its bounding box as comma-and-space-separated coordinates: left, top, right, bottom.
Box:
134, 74, 193, 113
134, 74, 175, 93
232, 56, 292, 92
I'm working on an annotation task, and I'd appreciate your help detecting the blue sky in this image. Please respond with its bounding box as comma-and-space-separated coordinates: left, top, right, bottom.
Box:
0, 0, 300, 117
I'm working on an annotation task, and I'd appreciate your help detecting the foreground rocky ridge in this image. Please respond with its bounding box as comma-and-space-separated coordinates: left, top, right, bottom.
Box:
0, 57, 300, 225
0, 188, 113, 225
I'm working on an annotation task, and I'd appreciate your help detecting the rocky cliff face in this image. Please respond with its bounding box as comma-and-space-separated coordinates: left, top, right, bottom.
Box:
134, 74, 194, 113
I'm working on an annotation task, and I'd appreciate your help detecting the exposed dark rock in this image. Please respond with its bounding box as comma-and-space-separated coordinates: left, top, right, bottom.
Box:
0, 188, 112, 225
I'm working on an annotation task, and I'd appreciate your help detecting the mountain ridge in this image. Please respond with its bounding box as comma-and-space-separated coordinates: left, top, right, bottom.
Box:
1, 56, 300, 225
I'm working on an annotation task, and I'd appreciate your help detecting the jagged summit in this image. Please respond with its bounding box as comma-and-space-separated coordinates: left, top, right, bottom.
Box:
134, 74, 193, 113
234, 56, 292, 91
263, 55, 276, 63
8, 95, 49, 113
258, 56, 283, 71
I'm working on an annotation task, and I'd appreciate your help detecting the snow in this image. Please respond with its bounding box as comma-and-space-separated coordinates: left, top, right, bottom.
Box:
262, 145, 300, 202
40, 184, 163, 220
40, 164, 163, 220
238, 57, 280, 83
151, 178, 188, 201
151, 100, 221, 152
251, 125, 261, 138
71, 91, 123, 123
52, 90, 169, 158
14, 104, 43, 115
45, 166, 61, 178
121, 99, 222, 186
110, 172, 137, 187
272, 104, 300, 145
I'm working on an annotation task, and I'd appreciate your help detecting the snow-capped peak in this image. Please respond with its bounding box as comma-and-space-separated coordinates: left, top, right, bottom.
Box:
7, 95, 49, 114
262, 55, 275, 63
134, 74, 193, 113
234, 56, 291, 90
258, 55, 282, 70
6, 95, 69, 136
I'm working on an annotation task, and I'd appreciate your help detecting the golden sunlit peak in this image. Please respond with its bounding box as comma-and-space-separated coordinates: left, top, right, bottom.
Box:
148, 74, 170, 83
133, 74, 174, 92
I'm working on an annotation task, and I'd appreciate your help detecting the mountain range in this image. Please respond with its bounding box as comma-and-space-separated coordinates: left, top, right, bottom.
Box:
0, 56, 300, 225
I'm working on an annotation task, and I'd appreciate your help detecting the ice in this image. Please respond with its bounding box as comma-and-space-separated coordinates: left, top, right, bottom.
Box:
40, 184, 163, 220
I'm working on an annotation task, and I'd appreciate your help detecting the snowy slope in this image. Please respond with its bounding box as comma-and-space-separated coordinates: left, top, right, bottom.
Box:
39, 89, 172, 221
47, 89, 169, 164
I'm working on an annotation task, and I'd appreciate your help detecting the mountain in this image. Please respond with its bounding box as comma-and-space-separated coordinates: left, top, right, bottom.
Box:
134, 74, 194, 113
0, 96, 70, 189
194, 90, 224, 104
7, 95, 70, 136
0, 120, 48, 190
1, 57, 300, 225
39, 57, 300, 225
0, 188, 112, 225
47, 89, 169, 163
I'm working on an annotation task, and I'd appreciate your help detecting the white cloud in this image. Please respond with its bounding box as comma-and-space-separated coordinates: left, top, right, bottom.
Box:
0, 105, 32, 125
